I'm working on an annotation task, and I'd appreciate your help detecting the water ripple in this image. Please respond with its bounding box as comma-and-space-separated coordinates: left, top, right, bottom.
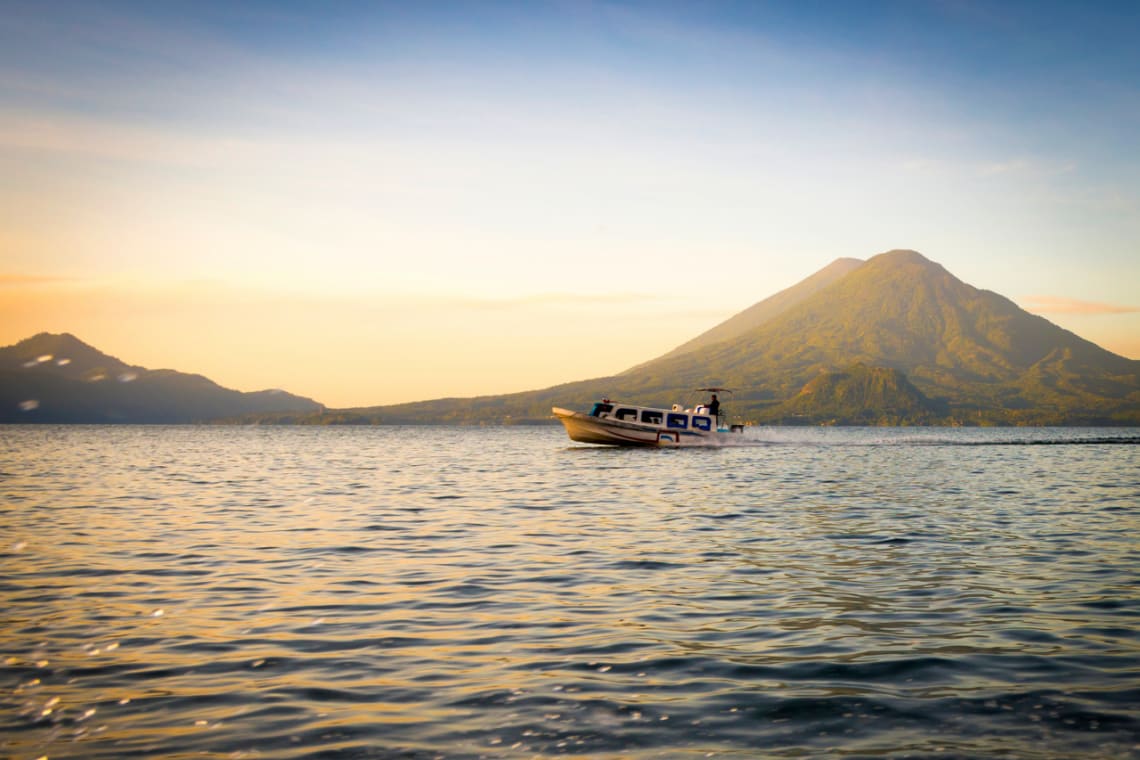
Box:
1, 425, 1137, 758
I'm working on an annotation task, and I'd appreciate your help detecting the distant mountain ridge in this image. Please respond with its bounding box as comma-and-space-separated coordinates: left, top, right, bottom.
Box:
608, 250, 1138, 423
649, 256, 865, 363
769, 363, 943, 425
293, 249, 1138, 426
6, 250, 1138, 425
0, 332, 322, 423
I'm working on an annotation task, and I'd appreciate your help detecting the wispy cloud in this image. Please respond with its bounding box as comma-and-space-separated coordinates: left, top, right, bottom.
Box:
448, 292, 664, 310
0, 273, 676, 313
0, 111, 275, 168
0, 273, 78, 286
977, 158, 1077, 178
902, 155, 1078, 178
1021, 295, 1139, 315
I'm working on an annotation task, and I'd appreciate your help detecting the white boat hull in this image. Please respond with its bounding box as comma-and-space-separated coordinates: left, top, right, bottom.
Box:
552, 406, 739, 447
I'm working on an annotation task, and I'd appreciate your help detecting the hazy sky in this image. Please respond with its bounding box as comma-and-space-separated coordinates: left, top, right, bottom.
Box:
3, 0, 1138, 407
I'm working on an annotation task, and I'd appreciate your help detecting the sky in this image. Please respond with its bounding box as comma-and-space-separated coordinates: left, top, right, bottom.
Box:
2, 0, 1138, 407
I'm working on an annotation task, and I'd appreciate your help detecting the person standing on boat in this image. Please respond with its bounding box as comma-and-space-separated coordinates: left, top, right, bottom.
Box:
708, 394, 720, 417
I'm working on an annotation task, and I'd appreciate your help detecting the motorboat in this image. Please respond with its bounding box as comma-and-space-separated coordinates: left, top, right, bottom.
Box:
553, 388, 745, 447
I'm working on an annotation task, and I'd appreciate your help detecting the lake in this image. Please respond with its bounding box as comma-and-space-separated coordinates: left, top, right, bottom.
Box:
1, 425, 1138, 758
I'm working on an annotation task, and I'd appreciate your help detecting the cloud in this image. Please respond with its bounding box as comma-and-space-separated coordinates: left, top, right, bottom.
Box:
447, 292, 663, 310
977, 158, 1077, 178
1021, 295, 1139, 315
0, 273, 78, 286
900, 155, 1080, 179
0, 111, 276, 168
0, 273, 689, 318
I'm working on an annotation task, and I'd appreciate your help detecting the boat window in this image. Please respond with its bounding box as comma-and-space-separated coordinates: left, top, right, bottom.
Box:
615, 408, 638, 421
640, 410, 663, 425
666, 413, 688, 429
692, 416, 711, 431
591, 403, 613, 417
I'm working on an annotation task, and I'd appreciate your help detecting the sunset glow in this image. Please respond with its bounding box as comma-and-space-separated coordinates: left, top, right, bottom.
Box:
2, 1, 1137, 406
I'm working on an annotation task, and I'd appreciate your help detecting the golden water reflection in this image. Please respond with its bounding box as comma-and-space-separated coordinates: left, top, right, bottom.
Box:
2, 426, 1137, 758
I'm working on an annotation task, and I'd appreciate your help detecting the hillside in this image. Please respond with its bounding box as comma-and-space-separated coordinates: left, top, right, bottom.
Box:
1, 333, 323, 423
767, 363, 943, 425
607, 250, 1139, 423
300, 249, 1139, 426
652, 256, 865, 362
8, 251, 1138, 426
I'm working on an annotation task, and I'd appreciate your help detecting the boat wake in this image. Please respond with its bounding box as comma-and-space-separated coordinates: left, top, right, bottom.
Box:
740, 428, 1140, 447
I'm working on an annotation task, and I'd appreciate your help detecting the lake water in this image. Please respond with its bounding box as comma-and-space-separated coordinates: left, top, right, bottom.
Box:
1, 425, 1138, 759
